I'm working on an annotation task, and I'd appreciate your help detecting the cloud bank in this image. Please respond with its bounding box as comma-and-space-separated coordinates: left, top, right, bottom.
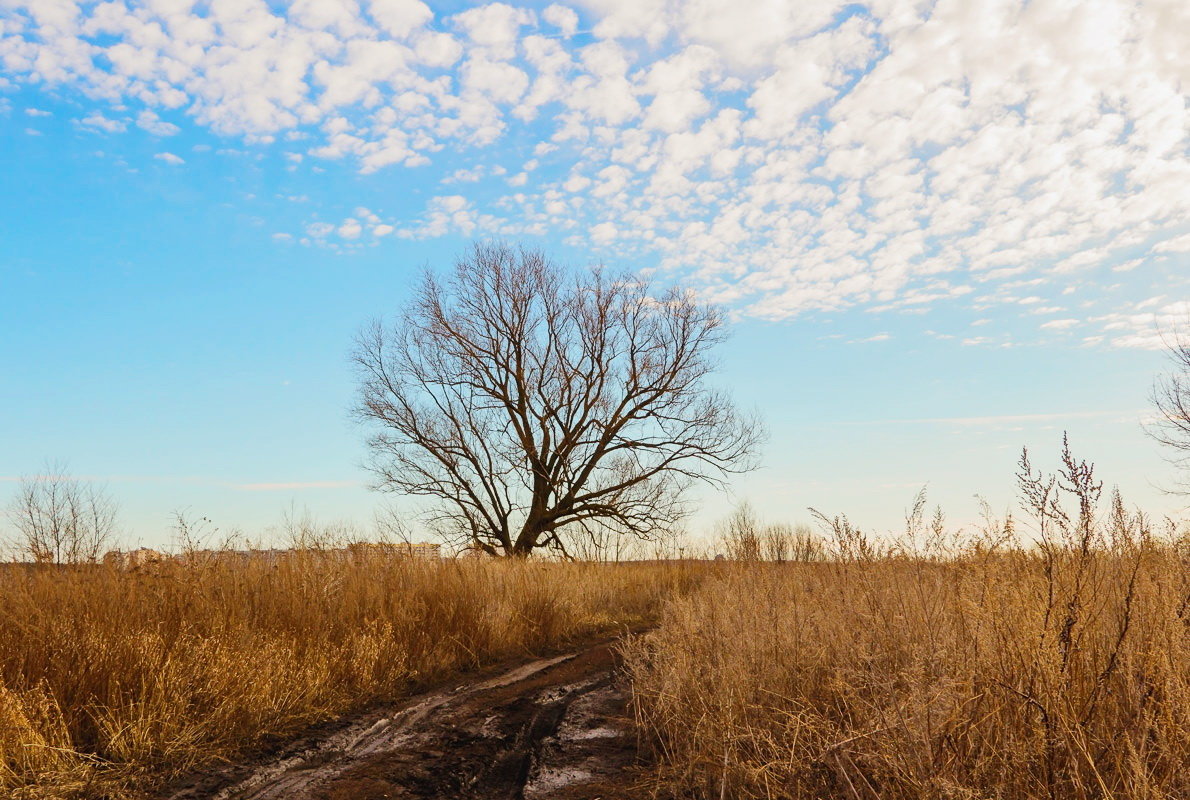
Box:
2, 0, 1187, 334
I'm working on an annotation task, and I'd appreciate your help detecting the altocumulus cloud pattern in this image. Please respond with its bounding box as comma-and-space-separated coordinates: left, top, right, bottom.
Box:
1, 0, 1187, 342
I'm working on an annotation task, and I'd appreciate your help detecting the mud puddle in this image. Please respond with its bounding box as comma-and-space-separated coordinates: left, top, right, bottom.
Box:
163, 636, 644, 800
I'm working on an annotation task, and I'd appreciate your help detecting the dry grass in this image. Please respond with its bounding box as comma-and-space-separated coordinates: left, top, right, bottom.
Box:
0, 554, 697, 799
626, 468, 1190, 800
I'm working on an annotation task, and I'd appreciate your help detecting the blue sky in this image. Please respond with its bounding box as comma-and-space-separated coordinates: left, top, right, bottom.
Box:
1, 0, 1187, 549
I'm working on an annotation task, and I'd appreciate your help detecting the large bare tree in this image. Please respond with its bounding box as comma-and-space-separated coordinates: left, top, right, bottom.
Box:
6, 464, 119, 564
352, 243, 762, 557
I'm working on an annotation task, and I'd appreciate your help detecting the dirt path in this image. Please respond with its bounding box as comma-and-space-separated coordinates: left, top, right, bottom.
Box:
164, 636, 644, 800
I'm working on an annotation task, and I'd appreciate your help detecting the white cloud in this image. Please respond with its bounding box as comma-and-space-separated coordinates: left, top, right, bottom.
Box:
24, 107, 51, 117
451, 3, 535, 60
79, 112, 126, 133
563, 174, 591, 192
584, 0, 854, 67
368, 0, 433, 38
746, 17, 876, 139
136, 110, 179, 136
338, 218, 363, 238
1095, 299, 1190, 349
543, 4, 579, 37
590, 221, 617, 243
415, 31, 463, 67
639, 45, 720, 133
444, 166, 486, 183
397, 194, 484, 238
1152, 233, 1190, 254
1040, 319, 1079, 331
1112, 258, 1145, 273
565, 40, 640, 125
153, 151, 184, 165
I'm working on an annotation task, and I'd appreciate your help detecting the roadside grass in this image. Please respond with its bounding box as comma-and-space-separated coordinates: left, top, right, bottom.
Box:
0, 555, 698, 799
625, 450, 1190, 799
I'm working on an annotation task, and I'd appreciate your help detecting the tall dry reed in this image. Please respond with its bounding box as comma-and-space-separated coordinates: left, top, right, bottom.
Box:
0, 555, 695, 799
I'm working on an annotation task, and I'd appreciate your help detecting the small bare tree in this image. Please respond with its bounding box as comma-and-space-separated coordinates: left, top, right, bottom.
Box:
352, 243, 762, 558
1150, 328, 1190, 491
720, 502, 763, 561
720, 503, 824, 563
6, 465, 118, 564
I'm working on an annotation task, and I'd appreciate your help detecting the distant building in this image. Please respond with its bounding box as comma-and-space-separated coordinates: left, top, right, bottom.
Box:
348, 541, 441, 561
103, 548, 164, 570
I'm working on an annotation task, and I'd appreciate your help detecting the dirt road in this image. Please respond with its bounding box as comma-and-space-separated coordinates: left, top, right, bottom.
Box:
164, 636, 645, 800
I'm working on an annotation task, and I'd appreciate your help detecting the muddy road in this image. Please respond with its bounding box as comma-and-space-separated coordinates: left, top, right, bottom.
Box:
164, 636, 646, 800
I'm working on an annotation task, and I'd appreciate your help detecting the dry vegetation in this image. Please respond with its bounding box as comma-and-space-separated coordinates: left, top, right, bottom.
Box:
626, 444, 1190, 800
0, 554, 698, 799
4, 442, 1187, 800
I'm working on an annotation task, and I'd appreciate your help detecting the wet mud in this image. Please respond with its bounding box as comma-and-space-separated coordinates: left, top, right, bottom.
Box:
164, 636, 644, 800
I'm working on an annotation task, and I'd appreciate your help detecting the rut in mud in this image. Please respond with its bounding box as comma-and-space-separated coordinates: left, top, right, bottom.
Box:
164, 636, 644, 800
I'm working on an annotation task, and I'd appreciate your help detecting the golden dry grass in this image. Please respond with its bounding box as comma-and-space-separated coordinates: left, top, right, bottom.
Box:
0, 555, 697, 799
625, 540, 1190, 799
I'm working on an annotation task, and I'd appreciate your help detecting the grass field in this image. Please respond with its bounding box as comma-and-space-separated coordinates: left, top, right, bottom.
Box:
0, 555, 697, 799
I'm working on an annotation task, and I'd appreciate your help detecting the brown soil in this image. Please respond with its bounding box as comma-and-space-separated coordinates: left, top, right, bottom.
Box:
163, 635, 647, 800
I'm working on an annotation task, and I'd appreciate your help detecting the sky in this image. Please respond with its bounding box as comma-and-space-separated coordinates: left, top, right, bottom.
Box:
1, 0, 1188, 550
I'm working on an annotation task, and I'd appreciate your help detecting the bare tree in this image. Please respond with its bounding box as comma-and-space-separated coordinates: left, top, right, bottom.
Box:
719, 502, 824, 563
761, 521, 790, 563
6, 464, 119, 564
352, 243, 763, 558
720, 502, 763, 561
1150, 328, 1190, 491
373, 502, 415, 545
